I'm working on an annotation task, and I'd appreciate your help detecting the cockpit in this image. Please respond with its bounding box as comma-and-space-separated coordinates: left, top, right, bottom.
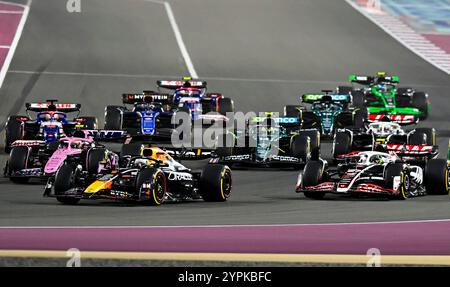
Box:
368, 122, 403, 137
356, 152, 393, 167
37, 112, 66, 122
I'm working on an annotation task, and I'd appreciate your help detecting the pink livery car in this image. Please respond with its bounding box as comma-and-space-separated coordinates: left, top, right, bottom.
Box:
4, 136, 119, 183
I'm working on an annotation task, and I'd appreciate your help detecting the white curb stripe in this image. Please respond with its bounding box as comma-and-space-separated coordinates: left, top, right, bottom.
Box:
346, 0, 450, 75
144, 0, 198, 79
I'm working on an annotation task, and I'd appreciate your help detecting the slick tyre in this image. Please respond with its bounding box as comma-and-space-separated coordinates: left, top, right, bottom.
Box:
333, 132, 351, 158
384, 163, 410, 200
408, 128, 435, 146
8, 146, 30, 183
411, 92, 428, 120
302, 160, 325, 199
290, 134, 310, 162
104, 106, 123, 130
425, 159, 449, 195
4, 116, 24, 153
54, 163, 80, 205
135, 167, 167, 206
217, 98, 234, 116
200, 165, 232, 202
284, 105, 302, 118
87, 148, 106, 174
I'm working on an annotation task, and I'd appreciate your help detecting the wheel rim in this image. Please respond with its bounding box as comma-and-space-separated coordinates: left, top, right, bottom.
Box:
220, 169, 232, 199
153, 172, 166, 204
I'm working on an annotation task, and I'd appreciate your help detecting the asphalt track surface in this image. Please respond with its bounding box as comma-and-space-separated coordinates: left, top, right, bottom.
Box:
0, 0, 449, 227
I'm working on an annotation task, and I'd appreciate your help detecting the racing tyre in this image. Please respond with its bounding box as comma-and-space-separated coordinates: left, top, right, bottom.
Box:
425, 159, 449, 195
200, 164, 232, 202
352, 108, 367, 130
290, 134, 310, 162
408, 128, 435, 146
298, 130, 320, 150
351, 91, 366, 109
284, 105, 302, 118
411, 92, 428, 120
54, 163, 80, 205
87, 148, 106, 174
302, 160, 325, 199
4, 116, 25, 153
8, 146, 30, 183
217, 98, 234, 116
333, 132, 351, 158
135, 167, 167, 205
104, 106, 123, 130
384, 163, 410, 200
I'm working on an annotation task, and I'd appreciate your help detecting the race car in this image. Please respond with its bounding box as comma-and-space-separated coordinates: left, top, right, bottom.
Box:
4, 132, 120, 183
4, 100, 97, 152
156, 77, 234, 118
295, 151, 449, 199
210, 113, 320, 168
337, 72, 429, 120
44, 145, 232, 205
104, 77, 234, 139
284, 91, 366, 139
332, 116, 438, 162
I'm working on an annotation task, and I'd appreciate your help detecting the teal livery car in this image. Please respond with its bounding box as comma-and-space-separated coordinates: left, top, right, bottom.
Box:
284, 91, 365, 139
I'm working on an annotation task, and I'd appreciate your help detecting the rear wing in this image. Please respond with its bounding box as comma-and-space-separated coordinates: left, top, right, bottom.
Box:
349, 74, 399, 86
122, 93, 172, 105
25, 102, 81, 113
302, 93, 350, 104
157, 80, 207, 89
367, 114, 418, 125
386, 144, 438, 157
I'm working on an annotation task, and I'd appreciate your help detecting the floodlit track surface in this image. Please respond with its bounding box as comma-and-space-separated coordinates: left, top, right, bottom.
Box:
0, 0, 449, 227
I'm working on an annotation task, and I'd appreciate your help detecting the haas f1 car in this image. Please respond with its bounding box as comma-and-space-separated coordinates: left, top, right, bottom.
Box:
295, 151, 449, 200
4, 132, 120, 183
332, 115, 438, 161
211, 113, 320, 168
44, 145, 232, 206
104, 78, 234, 139
338, 72, 429, 120
284, 91, 365, 139
4, 100, 97, 152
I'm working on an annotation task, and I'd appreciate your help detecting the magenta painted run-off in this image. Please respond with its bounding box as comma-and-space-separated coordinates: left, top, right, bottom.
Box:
0, 14, 22, 46
0, 48, 7, 67
0, 221, 449, 255
0, 3, 23, 12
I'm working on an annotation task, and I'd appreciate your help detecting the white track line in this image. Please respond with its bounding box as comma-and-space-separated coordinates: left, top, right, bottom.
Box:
0, 0, 31, 89
144, 0, 198, 78
8, 70, 450, 88
1, 218, 450, 229
345, 0, 450, 75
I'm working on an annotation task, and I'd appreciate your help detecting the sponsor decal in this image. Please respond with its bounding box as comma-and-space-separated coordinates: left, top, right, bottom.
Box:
86, 130, 125, 139
224, 155, 251, 161
271, 155, 299, 162
168, 172, 193, 181
110, 190, 129, 198
393, 176, 401, 191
